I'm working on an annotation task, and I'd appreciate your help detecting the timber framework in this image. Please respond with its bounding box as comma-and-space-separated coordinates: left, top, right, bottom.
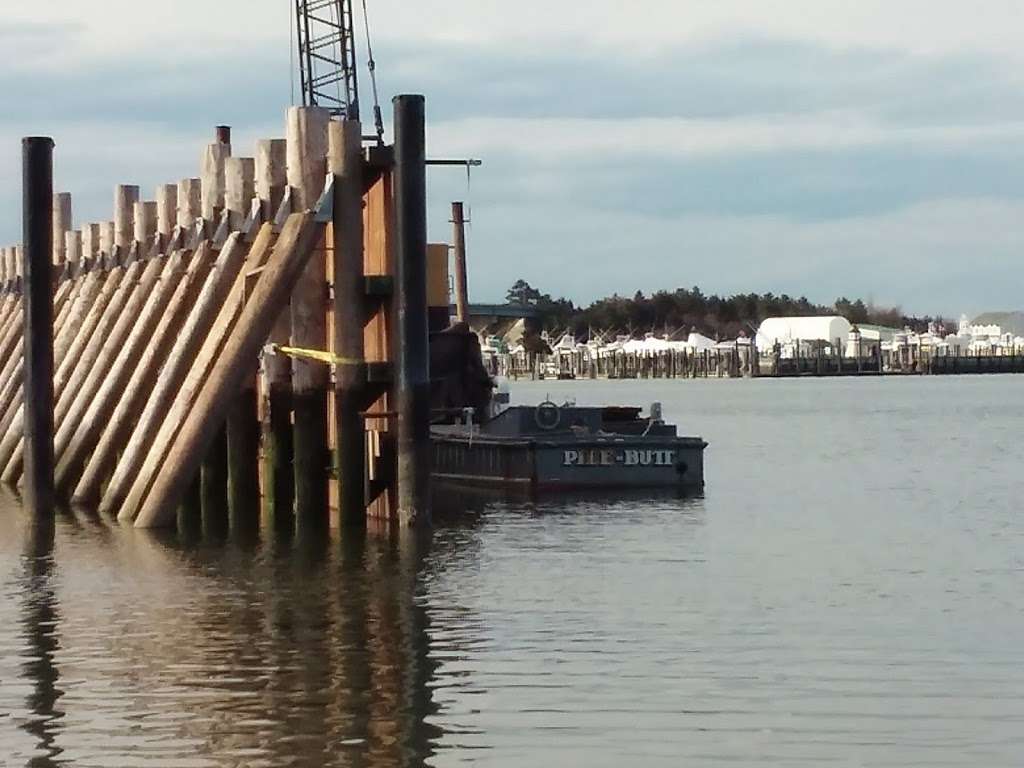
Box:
4, 96, 433, 530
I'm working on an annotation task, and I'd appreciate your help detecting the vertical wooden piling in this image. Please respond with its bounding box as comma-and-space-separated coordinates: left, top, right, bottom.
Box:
156, 184, 178, 243
287, 106, 330, 526
82, 223, 101, 265
99, 222, 115, 260
452, 201, 469, 324
113, 185, 139, 254
225, 158, 256, 232
329, 119, 366, 527
224, 156, 261, 526
52, 192, 71, 266
21, 137, 55, 514
201, 133, 231, 224
393, 95, 431, 527
65, 231, 81, 270
177, 178, 202, 231
256, 138, 294, 526
133, 201, 158, 254
202, 424, 229, 529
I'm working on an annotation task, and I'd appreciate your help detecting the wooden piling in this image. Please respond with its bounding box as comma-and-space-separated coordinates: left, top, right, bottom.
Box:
21, 137, 55, 514
1, 261, 138, 483
177, 178, 202, 230
225, 157, 256, 232
329, 119, 367, 527
133, 201, 158, 253
201, 136, 231, 224
201, 424, 229, 528
73, 243, 214, 505
452, 201, 469, 324
55, 250, 190, 491
156, 184, 178, 242
82, 224, 101, 265
224, 156, 261, 525
65, 231, 81, 270
134, 212, 323, 527
112, 229, 274, 523
256, 138, 294, 525
393, 95, 431, 527
287, 106, 331, 526
99, 222, 115, 260
48, 255, 167, 483
113, 185, 140, 253
52, 192, 71, 266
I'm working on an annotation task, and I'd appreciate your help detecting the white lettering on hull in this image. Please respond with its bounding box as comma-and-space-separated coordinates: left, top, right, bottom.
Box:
562, 449, 677, 467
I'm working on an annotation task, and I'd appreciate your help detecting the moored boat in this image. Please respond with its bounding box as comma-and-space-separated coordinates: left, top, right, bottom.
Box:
431, 402, 706, 492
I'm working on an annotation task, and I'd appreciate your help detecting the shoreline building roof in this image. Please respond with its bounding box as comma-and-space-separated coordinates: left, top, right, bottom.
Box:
756, 316, 853, 346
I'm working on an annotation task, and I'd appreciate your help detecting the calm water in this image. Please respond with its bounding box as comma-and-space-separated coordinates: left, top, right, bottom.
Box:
2, 377, 1023, 766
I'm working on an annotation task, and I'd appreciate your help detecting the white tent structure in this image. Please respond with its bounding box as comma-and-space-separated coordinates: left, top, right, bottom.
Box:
756, 316, 852, 348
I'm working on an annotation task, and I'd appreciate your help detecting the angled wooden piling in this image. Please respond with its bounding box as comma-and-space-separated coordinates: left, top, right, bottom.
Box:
136, 212, 323, 528
0, 260, 135, 482
55, 249, 191, 490
73, 242, 215, 505
111, 228, 274, 522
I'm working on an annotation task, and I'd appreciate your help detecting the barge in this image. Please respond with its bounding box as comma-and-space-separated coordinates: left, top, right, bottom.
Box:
431, 402, 706, 492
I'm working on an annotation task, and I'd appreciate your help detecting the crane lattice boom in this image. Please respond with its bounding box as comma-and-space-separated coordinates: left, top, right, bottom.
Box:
294, 0, 360, 119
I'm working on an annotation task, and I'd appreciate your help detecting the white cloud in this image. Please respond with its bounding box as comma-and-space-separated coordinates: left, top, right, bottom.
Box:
428, 112, 1024, 160
9, 0, 1024, 65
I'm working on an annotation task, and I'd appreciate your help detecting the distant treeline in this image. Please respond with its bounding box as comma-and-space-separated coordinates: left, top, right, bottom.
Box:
505, 280, 946, 342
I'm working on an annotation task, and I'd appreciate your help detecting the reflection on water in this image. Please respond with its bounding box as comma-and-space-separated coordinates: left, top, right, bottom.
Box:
0, 505, 444, 768
19, 518, 63, 767
2, 376, 1024, 766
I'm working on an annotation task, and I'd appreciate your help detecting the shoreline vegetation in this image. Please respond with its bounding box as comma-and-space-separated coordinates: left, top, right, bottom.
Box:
504, 279, 947, 347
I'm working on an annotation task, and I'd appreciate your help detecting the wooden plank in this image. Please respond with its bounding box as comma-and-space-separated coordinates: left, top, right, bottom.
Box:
73, 243, 215, 504
108, 228, 273, 520
135, 212, 322, 527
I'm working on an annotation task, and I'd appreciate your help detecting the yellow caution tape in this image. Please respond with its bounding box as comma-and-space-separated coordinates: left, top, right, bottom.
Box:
269, 344, 364, 366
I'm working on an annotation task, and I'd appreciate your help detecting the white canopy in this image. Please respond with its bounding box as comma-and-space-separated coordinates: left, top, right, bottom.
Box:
757, 316, 852, 347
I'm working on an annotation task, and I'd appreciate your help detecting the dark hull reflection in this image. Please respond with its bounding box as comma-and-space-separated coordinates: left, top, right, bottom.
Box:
433, 481, 704, 517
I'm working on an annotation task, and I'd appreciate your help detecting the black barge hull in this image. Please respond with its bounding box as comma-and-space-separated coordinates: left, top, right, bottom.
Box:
432, 434, 706, 491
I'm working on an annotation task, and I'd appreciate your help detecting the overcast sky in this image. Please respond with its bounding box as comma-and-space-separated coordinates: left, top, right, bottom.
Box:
3, 0, 1024, 315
